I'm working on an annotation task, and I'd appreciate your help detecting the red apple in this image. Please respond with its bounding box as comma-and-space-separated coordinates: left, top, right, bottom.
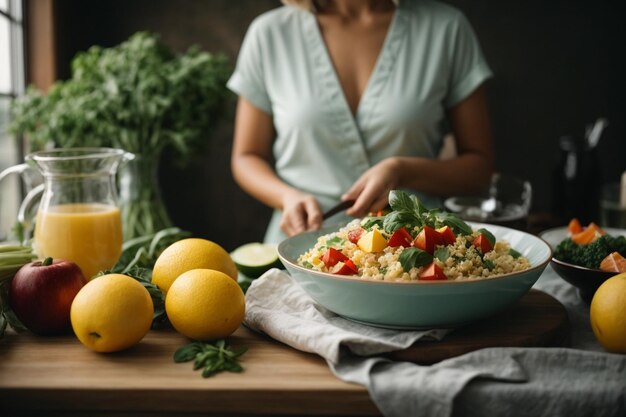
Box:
9, 257, 87, 336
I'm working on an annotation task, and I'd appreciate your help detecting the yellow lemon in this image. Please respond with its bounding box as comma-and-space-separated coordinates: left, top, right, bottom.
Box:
165, 269, 245, 341
590, 272, 626, 353
152, 238, 238, 295
70, 274, 153, 352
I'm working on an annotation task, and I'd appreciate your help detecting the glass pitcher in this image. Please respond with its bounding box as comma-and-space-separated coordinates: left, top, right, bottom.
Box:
0, 148, 134, 279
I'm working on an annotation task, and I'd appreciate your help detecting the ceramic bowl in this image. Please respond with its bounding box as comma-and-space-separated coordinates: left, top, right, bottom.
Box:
540, 226, 626, 303
549, 258, 615, 303
278, 223, 552, 329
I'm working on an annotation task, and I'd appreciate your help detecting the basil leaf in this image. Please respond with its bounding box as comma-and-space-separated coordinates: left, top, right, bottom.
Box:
399, 247, 433, 272
174, 342, 204, 363
509, 248, 522, 259
174, 340, 247, 378
229, 346, 248, 359
383, 211, 420, 233
439, 212, 473, 236
361, 217, 384, 231
434, 247, 450, 262
477, 228, 496, 246
388, 190, 416, 212
225, 361, 243, 373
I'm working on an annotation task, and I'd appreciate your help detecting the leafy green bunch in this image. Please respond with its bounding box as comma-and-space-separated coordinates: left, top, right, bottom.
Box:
9, 32, 232, 164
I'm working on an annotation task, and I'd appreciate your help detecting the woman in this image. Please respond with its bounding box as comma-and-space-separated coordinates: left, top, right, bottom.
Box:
229, 0, 494, 243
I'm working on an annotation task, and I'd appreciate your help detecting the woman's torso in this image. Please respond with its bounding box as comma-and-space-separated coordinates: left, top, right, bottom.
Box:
228, 0, 492, 242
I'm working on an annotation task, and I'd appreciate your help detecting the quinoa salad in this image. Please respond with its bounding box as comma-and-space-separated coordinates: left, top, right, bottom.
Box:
297, 190, 530, 281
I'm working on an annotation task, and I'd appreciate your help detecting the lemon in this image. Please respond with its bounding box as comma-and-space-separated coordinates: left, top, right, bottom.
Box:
70, 274, 153, 353
152, 238, 238, 295
165, 269, 245, 341
231, 242, 281, 278
590, 272, 626, 353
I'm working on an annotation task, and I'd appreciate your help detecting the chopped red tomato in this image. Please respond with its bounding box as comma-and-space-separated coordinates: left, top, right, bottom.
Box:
419, 263, 447, 280
413, 225, 442, 254
473, 234, 494, 253
321, 248, 348, 267
347, 228, 365, 244
331, 259, 358, 275
437, 226, 456, 245
388, 227, 413, 248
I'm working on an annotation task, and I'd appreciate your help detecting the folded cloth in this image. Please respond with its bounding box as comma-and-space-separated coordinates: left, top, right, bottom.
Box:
244, 269, 626, 417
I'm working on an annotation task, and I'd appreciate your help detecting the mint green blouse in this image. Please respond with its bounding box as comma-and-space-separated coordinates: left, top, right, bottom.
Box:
228, 0, 492, 243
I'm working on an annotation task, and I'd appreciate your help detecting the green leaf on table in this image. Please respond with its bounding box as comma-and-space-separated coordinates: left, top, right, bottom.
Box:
174, 340, 248, 378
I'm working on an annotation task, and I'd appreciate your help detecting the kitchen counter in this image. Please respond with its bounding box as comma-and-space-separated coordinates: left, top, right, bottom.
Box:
0, 326, 380, 417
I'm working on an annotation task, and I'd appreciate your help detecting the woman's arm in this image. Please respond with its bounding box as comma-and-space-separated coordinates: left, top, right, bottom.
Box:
231, 97, 323, 235
343, 85, 495, 217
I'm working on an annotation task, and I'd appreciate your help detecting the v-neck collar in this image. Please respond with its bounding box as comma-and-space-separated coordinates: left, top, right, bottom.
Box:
303, 4, 406, 125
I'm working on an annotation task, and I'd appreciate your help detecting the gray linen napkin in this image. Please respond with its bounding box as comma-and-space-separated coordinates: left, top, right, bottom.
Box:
244, 268, 626, 417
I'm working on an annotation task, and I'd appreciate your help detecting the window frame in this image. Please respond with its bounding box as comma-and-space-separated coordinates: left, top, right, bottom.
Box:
0, 0, 26, 241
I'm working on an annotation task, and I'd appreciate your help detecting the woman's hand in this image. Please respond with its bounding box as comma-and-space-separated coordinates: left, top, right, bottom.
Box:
279, 190, 323, 237
342, 157, 401, 218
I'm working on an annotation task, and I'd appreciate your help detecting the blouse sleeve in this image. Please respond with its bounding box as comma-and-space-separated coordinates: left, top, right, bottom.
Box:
444, 12, 493, 108
227, 18, 273, 114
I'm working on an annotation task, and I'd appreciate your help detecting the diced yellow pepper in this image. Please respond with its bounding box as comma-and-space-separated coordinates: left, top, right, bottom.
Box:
357, 229, 387, 253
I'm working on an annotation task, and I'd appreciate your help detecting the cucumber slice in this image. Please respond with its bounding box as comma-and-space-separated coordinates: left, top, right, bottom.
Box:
231, 243, 281, 278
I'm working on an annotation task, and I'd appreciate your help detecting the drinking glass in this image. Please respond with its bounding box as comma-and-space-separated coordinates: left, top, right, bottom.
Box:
444, 173, 532, 231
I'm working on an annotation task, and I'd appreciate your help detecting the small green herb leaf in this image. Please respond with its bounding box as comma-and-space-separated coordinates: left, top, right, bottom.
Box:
173, 342, 204, 362
483, 259, 495, 271
174, 340, 247, 378
324, 236, 344, 248
434, 247, 450, 262
509, 248, 522, 259
399, 247, 433, 272
361, 217, 384, 231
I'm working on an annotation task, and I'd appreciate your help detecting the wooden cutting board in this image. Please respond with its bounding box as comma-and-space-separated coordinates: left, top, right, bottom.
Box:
388, 289, 570, 365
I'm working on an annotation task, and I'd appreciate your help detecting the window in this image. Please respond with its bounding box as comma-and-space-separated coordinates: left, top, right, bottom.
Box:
0, 0, 24, 241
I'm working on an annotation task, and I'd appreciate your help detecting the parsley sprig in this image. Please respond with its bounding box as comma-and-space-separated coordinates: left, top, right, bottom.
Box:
174, 340, 248, 378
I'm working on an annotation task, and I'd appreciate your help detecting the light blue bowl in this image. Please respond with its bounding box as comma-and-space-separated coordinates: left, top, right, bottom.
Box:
278, 223, 552, 329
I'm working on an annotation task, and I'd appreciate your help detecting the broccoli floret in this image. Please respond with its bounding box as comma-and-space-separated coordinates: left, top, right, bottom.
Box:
554, 235, 626, 269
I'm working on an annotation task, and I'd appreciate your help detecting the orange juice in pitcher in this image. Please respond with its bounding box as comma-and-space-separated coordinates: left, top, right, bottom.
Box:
35, 203, 122, 279
0, 148, 133, 279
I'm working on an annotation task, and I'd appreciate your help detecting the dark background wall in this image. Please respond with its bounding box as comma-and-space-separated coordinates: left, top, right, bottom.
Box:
47, 0, 625, 250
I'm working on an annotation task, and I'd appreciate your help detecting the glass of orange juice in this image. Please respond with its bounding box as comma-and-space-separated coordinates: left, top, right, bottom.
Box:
18, 148, 133, 279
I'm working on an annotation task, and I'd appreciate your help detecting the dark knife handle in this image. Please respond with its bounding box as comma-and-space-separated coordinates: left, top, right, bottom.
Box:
322, 199, 355, 220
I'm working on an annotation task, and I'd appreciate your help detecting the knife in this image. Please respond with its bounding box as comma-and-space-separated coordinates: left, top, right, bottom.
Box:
322, 199, 355, 221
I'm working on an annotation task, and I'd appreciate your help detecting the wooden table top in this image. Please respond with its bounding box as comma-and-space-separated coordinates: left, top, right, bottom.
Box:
0, 326, 380, 417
